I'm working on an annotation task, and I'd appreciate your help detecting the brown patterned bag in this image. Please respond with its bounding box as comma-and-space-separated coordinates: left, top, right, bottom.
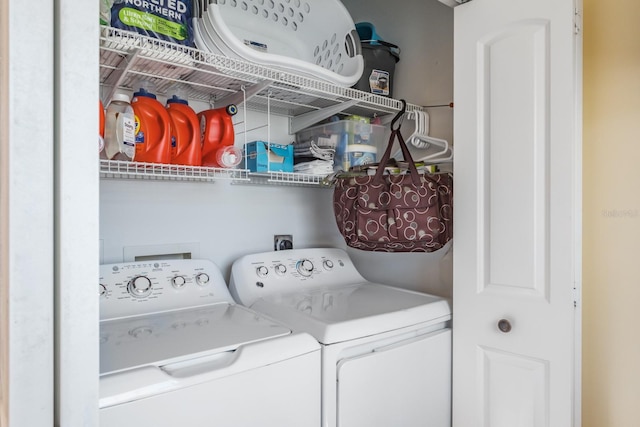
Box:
332, 108, 453, 252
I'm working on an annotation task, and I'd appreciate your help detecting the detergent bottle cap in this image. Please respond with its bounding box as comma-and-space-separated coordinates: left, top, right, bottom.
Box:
133, 79, 158, 99
167, 85, 189, 105
167, 94, 189, 105
133, 87, 158, 99
111, 93, 131, 103
226, 104, 238, 116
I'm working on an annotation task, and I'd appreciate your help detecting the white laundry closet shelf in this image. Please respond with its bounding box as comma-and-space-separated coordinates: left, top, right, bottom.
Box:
99, 159, 249, 183
99, 160, 331, 187
100, 26, 424, 120
98, 26, 426, 187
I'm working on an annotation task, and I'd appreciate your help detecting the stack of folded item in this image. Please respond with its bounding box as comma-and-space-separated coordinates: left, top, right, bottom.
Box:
293, 139, 336, 176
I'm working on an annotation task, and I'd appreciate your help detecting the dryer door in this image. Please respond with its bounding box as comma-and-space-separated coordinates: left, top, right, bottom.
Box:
336, 328, 452, 427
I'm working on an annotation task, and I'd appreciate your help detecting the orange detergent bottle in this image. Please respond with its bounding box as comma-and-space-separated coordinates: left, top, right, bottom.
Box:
166, 95, 202, 166
99, 100, 105, 138
99, 100, 105, 157
198, 104, 241, 168
131, 86, 171, 164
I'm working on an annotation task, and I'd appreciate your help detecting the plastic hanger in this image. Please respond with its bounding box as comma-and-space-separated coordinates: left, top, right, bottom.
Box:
394, 110, 453, 164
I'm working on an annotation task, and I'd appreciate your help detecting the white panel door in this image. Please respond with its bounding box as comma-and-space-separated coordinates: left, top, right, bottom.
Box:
452, 0, 581, 426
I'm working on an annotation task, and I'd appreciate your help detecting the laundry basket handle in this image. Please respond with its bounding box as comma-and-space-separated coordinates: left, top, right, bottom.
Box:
345, 29, 361, 58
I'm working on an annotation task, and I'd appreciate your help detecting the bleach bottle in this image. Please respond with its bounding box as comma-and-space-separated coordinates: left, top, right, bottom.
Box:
131, 83, 171, 164
103, 93, 135, 161
166, 94, 202, 166
198, 104, 241, 168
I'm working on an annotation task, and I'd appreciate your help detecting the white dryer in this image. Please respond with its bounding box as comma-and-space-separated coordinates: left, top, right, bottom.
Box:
99, 259, 321, 427
229, 248, 452, 427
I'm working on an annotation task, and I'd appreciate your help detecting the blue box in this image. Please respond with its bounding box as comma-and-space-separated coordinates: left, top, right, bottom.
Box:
245, 141, 294, 173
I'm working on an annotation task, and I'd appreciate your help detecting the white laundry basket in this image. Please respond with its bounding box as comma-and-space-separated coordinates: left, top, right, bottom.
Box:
193, 0, 364, 87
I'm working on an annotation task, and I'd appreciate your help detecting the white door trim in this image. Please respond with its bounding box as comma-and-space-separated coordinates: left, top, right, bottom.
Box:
54, 0, 101, 425
572, 1, 583, 425
1, 0, 55, 425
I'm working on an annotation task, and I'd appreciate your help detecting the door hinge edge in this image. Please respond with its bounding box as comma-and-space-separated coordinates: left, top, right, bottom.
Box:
574, 8, 583, 35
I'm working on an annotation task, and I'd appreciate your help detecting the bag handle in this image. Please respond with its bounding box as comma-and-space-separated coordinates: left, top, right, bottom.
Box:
373, 100, 422, 186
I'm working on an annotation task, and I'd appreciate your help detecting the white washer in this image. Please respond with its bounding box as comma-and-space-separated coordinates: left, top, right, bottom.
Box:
99, 259, 321, 427
229, 248, 452, 427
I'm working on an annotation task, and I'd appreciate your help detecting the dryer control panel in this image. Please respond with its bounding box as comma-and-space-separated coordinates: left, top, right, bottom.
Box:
229, 248, 366, 306
99, 259, 233, 321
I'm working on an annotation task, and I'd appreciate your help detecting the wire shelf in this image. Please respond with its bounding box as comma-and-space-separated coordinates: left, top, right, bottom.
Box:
99, 160, 332, 187
99, 160, 250, 183
243, 172, 331, 188
98, 27, 427, 188
99, 26, 424, 118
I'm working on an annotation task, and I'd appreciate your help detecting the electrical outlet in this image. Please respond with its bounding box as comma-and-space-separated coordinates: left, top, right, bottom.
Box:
274, 234, 293, 251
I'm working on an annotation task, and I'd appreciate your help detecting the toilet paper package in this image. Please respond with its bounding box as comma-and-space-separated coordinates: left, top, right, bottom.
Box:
103, 0, 195, 47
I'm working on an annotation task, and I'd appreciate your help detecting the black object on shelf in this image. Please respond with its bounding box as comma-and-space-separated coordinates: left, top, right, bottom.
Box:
352, 22, 401, 97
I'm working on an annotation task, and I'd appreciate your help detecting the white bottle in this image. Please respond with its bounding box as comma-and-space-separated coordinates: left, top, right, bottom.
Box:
104, 93, 136, 161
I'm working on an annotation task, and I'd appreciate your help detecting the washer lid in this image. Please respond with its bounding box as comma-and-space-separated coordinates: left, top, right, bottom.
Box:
250, 283, 452, 345
99, 303, 291, 375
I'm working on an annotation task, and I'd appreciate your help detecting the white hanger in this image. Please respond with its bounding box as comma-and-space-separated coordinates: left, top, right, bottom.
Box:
397, 110, 453, 164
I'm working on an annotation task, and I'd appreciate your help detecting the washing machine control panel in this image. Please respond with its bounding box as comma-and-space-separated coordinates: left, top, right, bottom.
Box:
99, 259, 233, 321
230, 248, 366, 306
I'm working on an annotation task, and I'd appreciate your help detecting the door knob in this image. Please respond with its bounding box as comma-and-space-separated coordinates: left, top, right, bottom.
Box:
497, 319, 512, 333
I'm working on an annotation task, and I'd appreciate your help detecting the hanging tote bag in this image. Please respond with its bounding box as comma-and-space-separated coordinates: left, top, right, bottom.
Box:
332, 102, 453, 252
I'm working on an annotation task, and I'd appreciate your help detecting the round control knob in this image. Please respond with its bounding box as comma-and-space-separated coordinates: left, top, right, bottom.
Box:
275, 264, 287, 275
127, 276, 153, 298
99, 284, 107, 298
296, 259, 314, 277
497, 319, 512, 333
256, 266, 269, 278
195, 273, 210, 286
323, 260, 334, 270
172, 275, 187, 289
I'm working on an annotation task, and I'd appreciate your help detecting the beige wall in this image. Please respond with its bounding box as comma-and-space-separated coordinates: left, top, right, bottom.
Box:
583, 0, 640, 425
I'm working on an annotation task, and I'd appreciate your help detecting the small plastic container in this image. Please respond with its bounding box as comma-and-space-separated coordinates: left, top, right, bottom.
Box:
295, 119, 386, 172
352, 22, 400, 97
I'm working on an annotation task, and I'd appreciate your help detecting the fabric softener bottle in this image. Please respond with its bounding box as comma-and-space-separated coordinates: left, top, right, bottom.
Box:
103, 93, 135, 161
